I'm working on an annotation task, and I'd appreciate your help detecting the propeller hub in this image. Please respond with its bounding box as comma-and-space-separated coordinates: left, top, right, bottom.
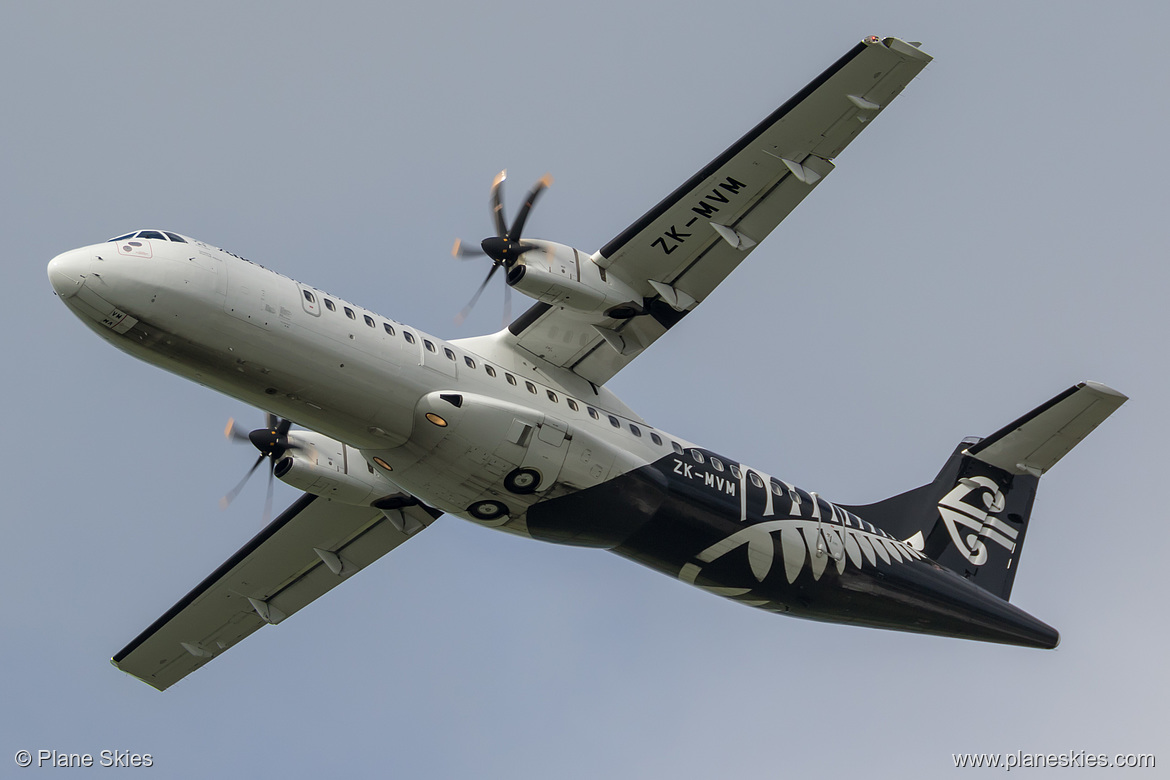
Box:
480, 236, 527, 265
248, 428, 287, 458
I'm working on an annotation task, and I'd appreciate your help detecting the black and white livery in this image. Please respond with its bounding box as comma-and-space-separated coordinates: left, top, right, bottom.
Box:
47, 37, 1125, 691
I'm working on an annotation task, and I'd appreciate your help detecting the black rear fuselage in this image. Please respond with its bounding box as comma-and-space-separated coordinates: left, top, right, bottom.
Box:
526, 451, 1060, 649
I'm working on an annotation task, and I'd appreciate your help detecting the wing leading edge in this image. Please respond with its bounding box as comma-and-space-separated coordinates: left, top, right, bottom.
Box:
112, 494, 440, 691
502, 37, 932, 387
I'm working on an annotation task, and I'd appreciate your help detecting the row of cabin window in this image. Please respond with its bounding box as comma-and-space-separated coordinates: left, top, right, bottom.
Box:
458, 351, 680, 451
303, 289, 402, 337
301, 288, 680, 452
682, 448, 798, 495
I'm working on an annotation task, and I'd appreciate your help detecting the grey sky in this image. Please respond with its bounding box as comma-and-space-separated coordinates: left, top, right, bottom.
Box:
5, 1, 1167, 776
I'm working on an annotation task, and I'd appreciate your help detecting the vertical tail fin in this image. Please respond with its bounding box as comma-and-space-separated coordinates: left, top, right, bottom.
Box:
843, 382, 1126, 601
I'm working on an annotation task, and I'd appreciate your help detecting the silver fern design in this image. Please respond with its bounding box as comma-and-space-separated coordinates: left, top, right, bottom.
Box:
678, 509, 927, 601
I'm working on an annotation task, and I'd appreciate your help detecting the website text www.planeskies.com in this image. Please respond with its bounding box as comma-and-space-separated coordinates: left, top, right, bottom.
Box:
952, 750, 1155, 771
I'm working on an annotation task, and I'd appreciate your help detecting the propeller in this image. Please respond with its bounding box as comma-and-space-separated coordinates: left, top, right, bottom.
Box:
452, 170, 550, 325
220, 413, 300, 523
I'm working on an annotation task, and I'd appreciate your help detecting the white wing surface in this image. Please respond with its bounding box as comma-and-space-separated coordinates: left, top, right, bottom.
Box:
112, 494, 440, 690
503, 37, 931, 386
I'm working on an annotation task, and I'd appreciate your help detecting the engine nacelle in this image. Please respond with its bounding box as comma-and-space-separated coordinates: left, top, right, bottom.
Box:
273, 431, 395, 506
507, 240, 644, 318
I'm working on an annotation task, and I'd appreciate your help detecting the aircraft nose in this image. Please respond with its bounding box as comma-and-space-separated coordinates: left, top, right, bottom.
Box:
47, 248, 91, 298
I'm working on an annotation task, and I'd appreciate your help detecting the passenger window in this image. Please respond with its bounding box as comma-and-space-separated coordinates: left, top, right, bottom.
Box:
650, 432, 662, 445
672, 441, 683, 454
404, 331, 416, 344
303, 290, 316, 303
364, 315, 375, 328
465, 356, 476, 369
445, 347, 456, 361
344, 307, 355, 320
770, 481, 784, 496
383, 323, 395, 335
689, 449, 705, 464
608, 415, 620, 428
485, 364, 497, 378
710, 457, 724, 472
525, 381, 537, 394
324, 299, 336, 312
546, 390, 558, 403
424, 340, 436, 353
629, 424, 642, 437
749, 472, 764, 488
730, 465, 742, 479
587, 407, 599, 420
567, 399, 578, 412
506, 373, 517, 386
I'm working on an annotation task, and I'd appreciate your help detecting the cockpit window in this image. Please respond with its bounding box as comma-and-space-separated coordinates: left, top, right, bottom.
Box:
108, 230, 186, 243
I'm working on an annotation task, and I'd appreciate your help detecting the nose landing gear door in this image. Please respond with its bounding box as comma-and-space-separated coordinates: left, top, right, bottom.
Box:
518, 416, 570, 493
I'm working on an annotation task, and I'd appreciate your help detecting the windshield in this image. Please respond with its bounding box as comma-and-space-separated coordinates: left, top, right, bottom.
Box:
107, 230, 187, 243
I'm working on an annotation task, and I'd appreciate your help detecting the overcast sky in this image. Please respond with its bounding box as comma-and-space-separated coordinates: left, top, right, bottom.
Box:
4, 1, 1167, 776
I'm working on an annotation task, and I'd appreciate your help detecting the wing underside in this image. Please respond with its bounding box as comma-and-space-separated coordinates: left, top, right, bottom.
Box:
503, 37, 932, 386
112, 494, 440, 691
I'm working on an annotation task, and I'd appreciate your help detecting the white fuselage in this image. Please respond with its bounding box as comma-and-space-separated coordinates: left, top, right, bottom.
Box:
47, 233, 723, 537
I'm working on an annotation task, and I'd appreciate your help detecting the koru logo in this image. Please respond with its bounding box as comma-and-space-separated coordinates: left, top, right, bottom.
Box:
937, 476, 1019, 565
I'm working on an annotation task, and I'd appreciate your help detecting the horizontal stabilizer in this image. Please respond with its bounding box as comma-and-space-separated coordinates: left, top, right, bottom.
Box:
965, 381, 1127, 477
844, 380, 1126, 602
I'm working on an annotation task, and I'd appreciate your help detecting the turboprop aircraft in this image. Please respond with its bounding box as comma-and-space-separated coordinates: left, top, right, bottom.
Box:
48, 36, 1126, 691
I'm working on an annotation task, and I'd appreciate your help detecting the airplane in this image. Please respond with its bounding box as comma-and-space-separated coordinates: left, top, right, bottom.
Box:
47, 36, 1126, 691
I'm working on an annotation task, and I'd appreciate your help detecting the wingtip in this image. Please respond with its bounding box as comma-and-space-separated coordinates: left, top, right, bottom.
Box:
1079, 380, 1129, 403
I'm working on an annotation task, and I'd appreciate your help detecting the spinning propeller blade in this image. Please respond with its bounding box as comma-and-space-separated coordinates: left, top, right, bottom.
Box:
452, 170, 552, 325
219, 414, 299, 520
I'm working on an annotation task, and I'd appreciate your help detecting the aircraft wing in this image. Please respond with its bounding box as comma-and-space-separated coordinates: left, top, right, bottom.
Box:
504, 36, 931, 387
111, 493, 440, 691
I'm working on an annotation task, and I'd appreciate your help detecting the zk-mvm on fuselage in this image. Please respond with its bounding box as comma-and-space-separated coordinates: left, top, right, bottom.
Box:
47, 37, 1125, 692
